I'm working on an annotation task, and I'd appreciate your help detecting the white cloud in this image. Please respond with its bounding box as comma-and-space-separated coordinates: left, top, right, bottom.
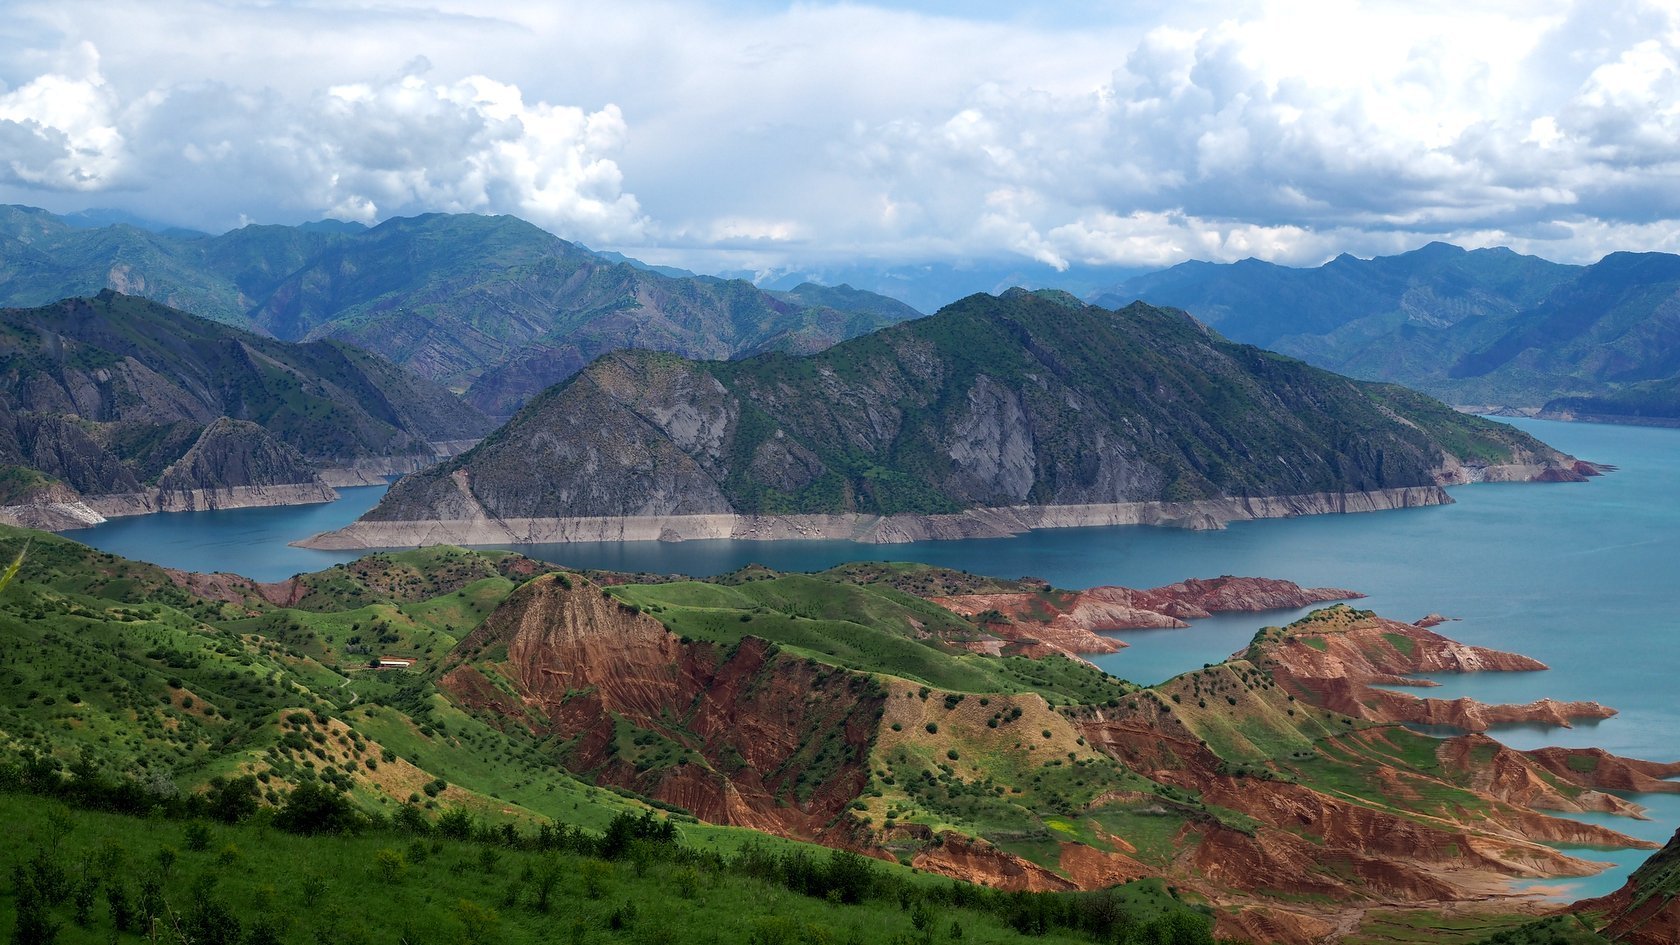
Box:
0, 42, 123, 190
2, 0, 1680, 270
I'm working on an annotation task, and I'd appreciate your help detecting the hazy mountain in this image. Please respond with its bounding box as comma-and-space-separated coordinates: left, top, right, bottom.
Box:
1094, 242, 1680, 420
740, 259, 1155, 315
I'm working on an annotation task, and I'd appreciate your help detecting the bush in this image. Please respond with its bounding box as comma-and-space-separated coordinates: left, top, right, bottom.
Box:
436, 806, 475, 840
273, 782, 360, 836
374, 847, 407, 883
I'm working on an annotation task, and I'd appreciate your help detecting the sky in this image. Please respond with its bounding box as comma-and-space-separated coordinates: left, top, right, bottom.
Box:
2, 0, 1678, 275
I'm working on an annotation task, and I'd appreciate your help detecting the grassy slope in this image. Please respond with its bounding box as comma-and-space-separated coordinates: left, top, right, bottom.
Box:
0, 791, 1178, 945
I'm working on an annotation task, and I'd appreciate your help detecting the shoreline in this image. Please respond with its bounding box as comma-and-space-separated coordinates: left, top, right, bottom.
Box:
295, 484, 1454, 550
2, 442, 480, 534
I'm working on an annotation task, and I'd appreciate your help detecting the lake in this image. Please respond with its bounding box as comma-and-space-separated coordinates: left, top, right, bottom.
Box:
67, 417, 1680, 897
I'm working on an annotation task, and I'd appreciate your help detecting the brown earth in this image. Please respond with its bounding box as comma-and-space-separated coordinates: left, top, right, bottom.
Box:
1575, 829, 1680, 945
910, 833, 1077, 892
930, 576, 1361, 660
438, 573, 883, 844
427, 572, 1666, 940
1437, 736, 1655, 818
1245, 605, 1615, 731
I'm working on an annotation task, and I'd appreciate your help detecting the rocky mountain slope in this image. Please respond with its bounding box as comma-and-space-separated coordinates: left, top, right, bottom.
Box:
0, 205, 919, 413
1098, 242, 1680, 421
0, 291, 489, 525
310, 288, 1590, 549
468, 562, 1673, 942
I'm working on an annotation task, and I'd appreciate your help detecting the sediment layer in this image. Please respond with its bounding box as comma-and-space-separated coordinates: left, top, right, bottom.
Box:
297, 484, 1453, 550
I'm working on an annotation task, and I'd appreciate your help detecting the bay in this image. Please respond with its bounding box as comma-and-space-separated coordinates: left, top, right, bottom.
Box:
65, 417, 1680, 897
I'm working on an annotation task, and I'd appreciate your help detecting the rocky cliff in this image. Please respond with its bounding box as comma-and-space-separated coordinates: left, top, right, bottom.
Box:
310, 289, 1587, 549
439, 573, 883, 841
151, 418, 336, 512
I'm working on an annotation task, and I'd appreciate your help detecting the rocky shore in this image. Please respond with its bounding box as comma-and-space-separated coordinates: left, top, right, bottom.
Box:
297, 484, 1453, 550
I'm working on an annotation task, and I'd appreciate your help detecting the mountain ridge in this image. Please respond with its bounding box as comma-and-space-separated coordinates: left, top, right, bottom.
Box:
0, 205, 922, 415
0, 291, 490, 526
305, 289, 1590, 550
1095, 242, 1680, 420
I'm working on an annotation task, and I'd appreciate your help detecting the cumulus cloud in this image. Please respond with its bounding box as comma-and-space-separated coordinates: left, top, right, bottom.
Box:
3, 0, 1680, 270
0, 42, 123, 190
0, 40, 644, 243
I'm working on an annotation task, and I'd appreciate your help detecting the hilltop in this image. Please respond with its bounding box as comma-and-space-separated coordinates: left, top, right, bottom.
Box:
308, 288, 1590, 549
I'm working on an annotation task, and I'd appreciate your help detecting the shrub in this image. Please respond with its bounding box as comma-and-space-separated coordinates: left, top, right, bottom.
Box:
374, 847, 407, 883
273, 782, 360, 836
436, 807, 475, 840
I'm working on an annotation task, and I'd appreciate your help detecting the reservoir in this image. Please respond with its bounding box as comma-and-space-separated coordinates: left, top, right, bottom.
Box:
67, 417, 1680, 897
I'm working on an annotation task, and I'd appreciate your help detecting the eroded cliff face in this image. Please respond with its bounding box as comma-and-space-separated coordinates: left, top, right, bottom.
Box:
439, 574, 883, 842
153, 418, 336, 512
430, 568, 1669, 943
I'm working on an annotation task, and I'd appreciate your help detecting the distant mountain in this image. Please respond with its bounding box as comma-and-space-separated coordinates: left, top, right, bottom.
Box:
1096, 243, 1680, 421
0, 291, 490, 525
1094, 242, 1578, 351
742, 259, 1155, 315
310, 289, 1585, 549
0, 206, 920, 415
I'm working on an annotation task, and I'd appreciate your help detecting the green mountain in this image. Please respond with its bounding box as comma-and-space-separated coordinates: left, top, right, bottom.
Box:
318, 289, 1584, 549
0, 291, 489, 523
0, 206, 920, 415
1097, 243, 1680, 421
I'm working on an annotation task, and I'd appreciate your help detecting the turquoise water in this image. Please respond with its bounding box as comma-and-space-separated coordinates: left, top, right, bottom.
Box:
66, 417, 1680, 895
72, 484, 391, 579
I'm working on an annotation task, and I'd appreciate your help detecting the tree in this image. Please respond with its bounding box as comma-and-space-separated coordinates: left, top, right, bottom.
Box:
10, 862, 60, 945
273, 782, 359, 836
206, 775, 261, 824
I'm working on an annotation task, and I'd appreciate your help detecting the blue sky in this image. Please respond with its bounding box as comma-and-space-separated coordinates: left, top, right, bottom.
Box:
1, 0, 1677, 274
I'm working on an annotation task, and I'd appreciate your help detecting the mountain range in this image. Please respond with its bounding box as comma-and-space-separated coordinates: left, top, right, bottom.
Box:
308, 289, 1587, 550
19, 204, 1680, 425
0, 205, 920, 416
1096, 242, 1680, 422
